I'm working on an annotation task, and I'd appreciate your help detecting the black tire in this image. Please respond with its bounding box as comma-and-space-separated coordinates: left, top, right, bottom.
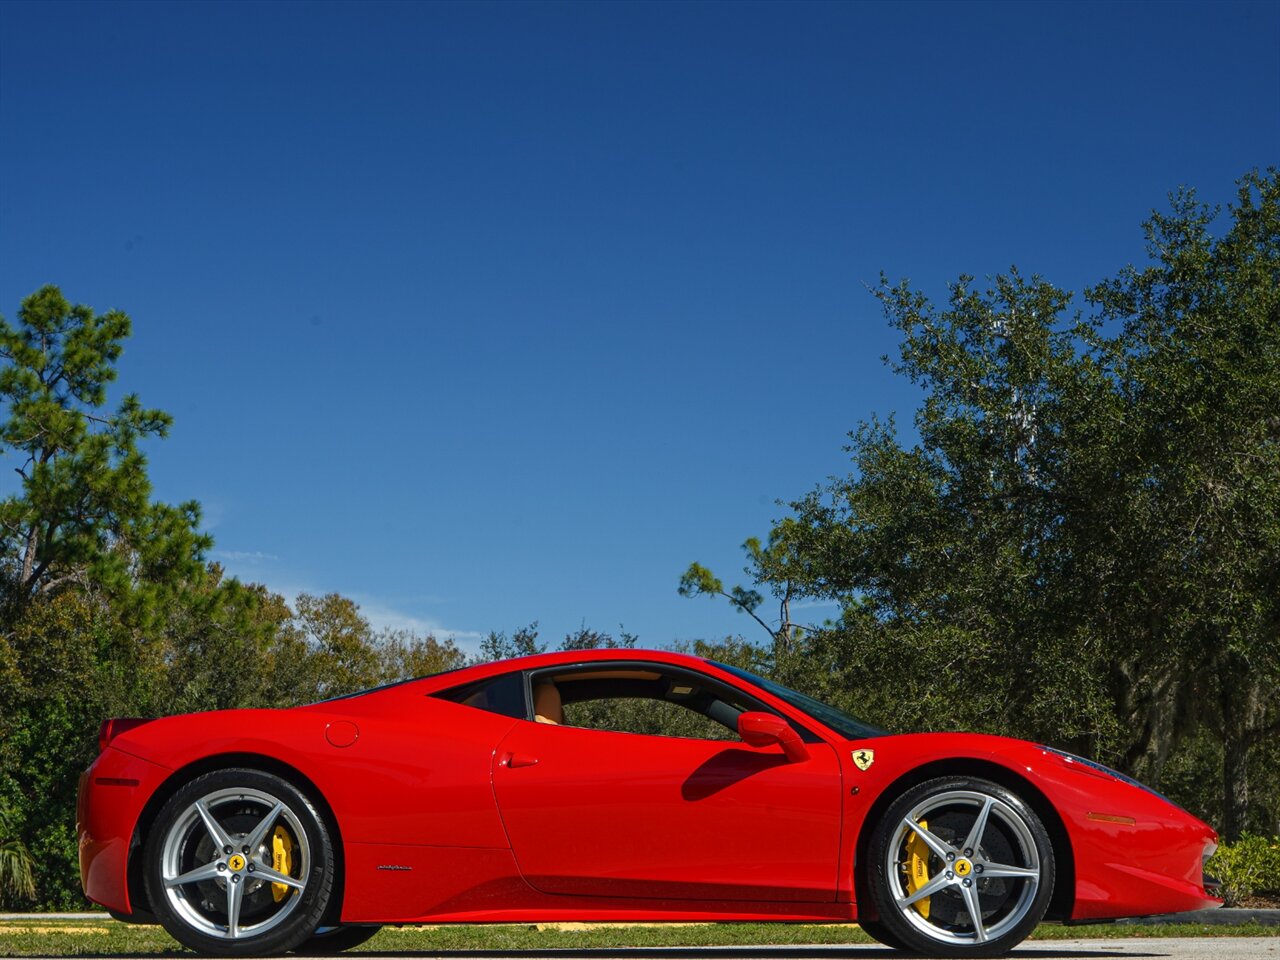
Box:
866, 776, 1054, 959
143, 768, 335, 957
857, 917, 911, 951
298, 925, 382, 953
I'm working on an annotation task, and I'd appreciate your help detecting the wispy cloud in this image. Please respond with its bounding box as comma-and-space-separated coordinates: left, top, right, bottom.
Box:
351, 595, 486, 648
791, 599, 841, 612
262, 583, 486, 655
211, 549, 279, 564
210, 551, 486, 654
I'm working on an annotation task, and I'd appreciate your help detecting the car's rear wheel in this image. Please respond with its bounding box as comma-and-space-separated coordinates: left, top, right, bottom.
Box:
866, 776, 1054, 958
143, 768, 335, 956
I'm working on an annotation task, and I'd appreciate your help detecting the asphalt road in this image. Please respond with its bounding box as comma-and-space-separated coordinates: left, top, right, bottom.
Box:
13, 942, 1278, 960
290, 942, 1280, 960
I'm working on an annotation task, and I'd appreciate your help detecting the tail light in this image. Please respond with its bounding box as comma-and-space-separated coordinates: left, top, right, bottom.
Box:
97, 717, 151, 753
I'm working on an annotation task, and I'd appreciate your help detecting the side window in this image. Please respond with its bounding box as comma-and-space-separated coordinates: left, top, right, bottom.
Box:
435, 672, 527, 720
532, 667, 756, 741
565, 697, 738, 741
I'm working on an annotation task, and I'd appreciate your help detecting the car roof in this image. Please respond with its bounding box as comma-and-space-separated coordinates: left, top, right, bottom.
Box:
412, 647, 721, 693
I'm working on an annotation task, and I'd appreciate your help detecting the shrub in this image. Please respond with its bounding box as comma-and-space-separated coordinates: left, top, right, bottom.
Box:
1206, 834, 1280, 906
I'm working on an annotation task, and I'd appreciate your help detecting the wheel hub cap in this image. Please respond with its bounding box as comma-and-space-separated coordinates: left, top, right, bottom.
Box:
159, 787, 309, 940
887, 790, 1041, 946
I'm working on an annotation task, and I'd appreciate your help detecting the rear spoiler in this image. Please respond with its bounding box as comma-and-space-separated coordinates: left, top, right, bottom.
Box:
97, 717, 153, 753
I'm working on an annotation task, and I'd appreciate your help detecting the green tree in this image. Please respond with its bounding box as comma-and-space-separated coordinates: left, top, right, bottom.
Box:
559, 623, 638, 651
0, 286, 245, 906
680, 539, 794, 652
164, 574, 295, 714
0, 286, 209, 618
0, 286, 499, 906
0, 805, 36, 904
679, 524, 829, 686
0, 593, 139, 908
376, 628, 466, 680
683, 171, 1280, 839
476, 622, 544, 662
1079, 172, 1280, 838
280, 593, 382, 700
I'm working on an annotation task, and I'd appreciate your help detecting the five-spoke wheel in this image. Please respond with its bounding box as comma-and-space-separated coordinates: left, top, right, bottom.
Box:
144, 769, 334, 956
865, 776, 1054, 957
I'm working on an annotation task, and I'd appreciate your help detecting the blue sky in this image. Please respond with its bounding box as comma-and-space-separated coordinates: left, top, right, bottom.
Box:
1, 0, 1276, 653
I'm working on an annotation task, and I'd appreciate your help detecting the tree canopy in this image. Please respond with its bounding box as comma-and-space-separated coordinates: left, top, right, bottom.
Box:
0, 286, 208, 616
0, 288, 474, 908
2, 169, 1275, 911
0, 288, 648, 908
683, 170, 1280, 839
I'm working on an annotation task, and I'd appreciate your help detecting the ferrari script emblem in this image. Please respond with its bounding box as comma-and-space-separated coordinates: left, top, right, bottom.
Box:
852, 748, 875, 771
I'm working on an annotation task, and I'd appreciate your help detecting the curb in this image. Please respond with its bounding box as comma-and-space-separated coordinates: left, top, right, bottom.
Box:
0, 914, 108, 921
1120, 908, 1280, 926
4, 908, 1280, 926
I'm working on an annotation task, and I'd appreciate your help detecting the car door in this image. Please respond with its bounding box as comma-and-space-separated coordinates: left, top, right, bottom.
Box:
491, 683, 843, 903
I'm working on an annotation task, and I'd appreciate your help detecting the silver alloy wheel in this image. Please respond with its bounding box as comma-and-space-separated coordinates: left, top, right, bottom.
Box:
159, 787, 309, 941
884, 789, 1041, 947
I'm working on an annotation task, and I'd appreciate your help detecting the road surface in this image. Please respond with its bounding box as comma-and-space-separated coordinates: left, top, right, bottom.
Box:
275, 940, 1280, 960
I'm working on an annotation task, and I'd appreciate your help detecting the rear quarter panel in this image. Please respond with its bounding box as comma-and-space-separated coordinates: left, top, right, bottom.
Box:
112, 685, 517, 847
86, 683, 519, 918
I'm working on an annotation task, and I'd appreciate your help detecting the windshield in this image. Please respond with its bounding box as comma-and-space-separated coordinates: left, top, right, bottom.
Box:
712, 661, 886, 740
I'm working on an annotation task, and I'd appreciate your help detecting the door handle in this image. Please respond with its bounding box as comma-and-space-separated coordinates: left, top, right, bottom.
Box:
500, 752, 539, 768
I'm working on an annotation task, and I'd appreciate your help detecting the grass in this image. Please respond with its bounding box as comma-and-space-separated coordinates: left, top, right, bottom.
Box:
0, 918, 1277, 956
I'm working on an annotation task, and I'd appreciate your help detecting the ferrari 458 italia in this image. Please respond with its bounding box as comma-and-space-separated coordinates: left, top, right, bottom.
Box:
78, 649, 1220, 957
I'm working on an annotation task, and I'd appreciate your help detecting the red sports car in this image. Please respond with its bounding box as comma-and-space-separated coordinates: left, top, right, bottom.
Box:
79, 649, 1219, 958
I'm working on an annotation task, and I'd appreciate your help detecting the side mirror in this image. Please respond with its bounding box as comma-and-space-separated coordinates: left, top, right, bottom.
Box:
737, 711, 809, 763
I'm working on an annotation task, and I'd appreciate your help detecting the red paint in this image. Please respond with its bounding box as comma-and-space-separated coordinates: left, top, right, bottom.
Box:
324, 721, 360, 748
737, 711, 809, 763
97, 718, 152, 754
78, 648, 1220, 926
492, 718, 841, 902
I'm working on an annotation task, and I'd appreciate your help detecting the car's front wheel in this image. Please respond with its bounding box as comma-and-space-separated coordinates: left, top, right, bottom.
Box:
856, 917, 911, 951
866, 776, 1054, 958
143, 768, 335, 956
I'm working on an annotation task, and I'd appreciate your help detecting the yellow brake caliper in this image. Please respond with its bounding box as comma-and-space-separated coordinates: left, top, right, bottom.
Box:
272, 825, 294, 902
904, 819, 931, 919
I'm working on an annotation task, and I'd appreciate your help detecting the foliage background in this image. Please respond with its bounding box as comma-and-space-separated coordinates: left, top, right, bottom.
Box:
1, 173, 1277, 909
682, 171, 1280, 846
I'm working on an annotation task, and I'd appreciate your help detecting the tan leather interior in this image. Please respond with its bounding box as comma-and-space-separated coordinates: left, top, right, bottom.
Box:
533, 683, 564, 724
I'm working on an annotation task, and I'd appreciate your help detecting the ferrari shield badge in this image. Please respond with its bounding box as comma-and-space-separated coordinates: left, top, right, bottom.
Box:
852, 748, 875, 771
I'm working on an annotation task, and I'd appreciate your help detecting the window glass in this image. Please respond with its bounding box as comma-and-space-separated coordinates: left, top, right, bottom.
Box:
533, 667, 754, 741
435, 672, 527, 719
712, 661, 885, 739
564, 696, 739, 741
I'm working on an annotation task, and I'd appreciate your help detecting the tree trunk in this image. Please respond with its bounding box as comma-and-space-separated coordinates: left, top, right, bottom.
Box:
1221, 722, 1249, 842
19, 525, 38, 590
1116, 663, 1185, 785
1219, 664, 1265, 842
